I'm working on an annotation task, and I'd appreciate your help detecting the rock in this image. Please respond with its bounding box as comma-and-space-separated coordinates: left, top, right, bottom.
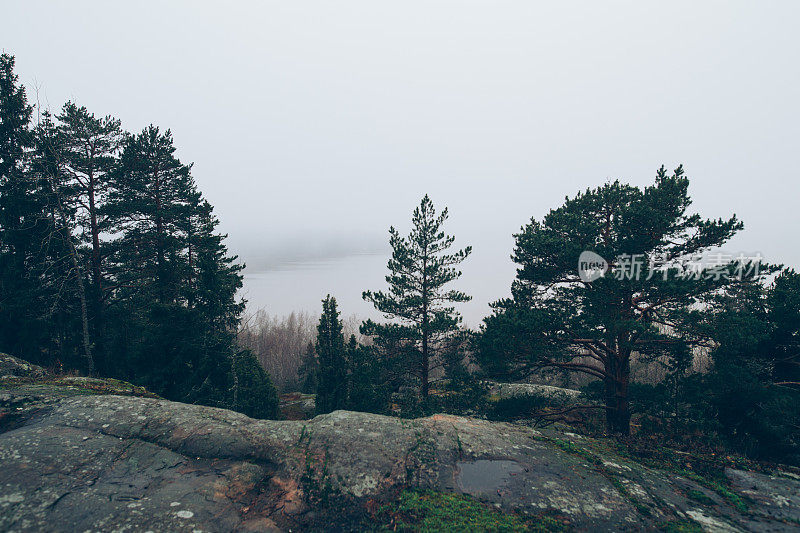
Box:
484, 380, 582, 400
725, 468, 800, 527
279, 392, 316, 420
0, 354, 47, 380
1, 378, 799, 531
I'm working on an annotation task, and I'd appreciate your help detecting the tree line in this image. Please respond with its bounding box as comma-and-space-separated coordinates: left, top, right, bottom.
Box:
305, 173, 798, 465
0, 54, 276, 418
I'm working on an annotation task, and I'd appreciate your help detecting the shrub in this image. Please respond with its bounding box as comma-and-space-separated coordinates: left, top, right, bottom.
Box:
231, 349, 279, 419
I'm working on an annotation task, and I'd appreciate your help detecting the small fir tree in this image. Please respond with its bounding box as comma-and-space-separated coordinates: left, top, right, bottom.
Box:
299, 341, 319, 394
315, 295, 347, 414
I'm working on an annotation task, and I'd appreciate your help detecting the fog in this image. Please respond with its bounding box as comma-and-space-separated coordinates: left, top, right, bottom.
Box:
5, 1, 799, 325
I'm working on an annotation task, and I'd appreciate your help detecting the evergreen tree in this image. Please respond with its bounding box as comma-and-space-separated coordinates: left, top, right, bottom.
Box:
102, 125, 245, 406
0, 55, 34, 276
362, 195, 471, 398
0, 54, 78, 367
55, 102, 122, 370
0, 54, 273, 420
299, 341, 319, 394
345, 335, 389, 414
181, 200, 246, 405
700, 273, 800, 463
105, 125, 200, 304
768, 270, 800, 389
230, 349, 280, 419
0, 56, 94, 371
0, 53, 38, 361
185, 199, 245, 328
315, 295, 347, 414
478, 166, 759, 435
30, 110, 96, 371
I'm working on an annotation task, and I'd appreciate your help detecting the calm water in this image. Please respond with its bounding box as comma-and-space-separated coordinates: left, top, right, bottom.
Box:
240, 249, 514, 327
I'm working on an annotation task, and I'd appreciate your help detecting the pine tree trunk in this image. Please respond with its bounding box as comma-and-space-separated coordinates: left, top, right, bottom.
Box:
154, 168, 166, 302
421, 278, 429, 398
62, 225, 94, 374
87, 174, 105, 370
231, 351, 240, 411
421, 330, 429, 398
49, 171, 94, 373
604, 352, 631, 435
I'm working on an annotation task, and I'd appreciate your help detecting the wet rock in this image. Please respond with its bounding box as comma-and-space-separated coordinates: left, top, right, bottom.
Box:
1, 378, 799, 531
455, 459, 525, 493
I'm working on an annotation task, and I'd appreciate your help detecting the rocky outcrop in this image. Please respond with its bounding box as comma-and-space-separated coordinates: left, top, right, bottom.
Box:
1, 357, 799, 532
484, 380, 582, 400
0, 354, 46, 380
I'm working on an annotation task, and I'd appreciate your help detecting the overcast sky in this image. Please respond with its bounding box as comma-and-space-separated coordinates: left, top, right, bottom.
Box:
5, 1, 800, 324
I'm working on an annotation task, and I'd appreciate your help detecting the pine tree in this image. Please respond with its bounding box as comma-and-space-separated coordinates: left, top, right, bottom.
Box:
315, 295, 347, 414
229, 349, 279, 419
478, 166, 758, 435
102, 125, 245, 405
362, 195, 471, 398
0, 53, 56, 364
31, 110, 95, 371
184, 199, 245, 326
700, 272, 800, 462
768, 270, 800, 389
345, 335, 388, 413
299, 341, 319, 394
55, 102, 122, 369
105, 125, 199, 304
0, 54, 274, 419
182, 199, 246, 404
0, 55, 34, 270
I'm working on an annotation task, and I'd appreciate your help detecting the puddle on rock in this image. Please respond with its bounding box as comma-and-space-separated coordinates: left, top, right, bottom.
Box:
455, 459, 524, 493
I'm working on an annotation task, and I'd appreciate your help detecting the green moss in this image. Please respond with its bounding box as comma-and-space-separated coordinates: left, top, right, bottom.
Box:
540, 436, 602, 466
375, 489, 567, 532
453, 431, 464, 459
659, 519, 703, 532
685, 489, 714, 505
680, 471, 748, 513
404, 432, 437, 483
602, 436, 752, 515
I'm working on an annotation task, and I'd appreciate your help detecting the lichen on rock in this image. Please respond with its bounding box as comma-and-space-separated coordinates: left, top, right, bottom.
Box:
1, 357, 799, 532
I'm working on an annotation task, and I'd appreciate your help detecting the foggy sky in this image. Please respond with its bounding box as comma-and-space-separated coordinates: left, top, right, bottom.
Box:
5, 1, 800, 324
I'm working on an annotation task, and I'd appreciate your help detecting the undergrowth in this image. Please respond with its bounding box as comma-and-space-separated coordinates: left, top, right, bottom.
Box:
371, 489, 568, 532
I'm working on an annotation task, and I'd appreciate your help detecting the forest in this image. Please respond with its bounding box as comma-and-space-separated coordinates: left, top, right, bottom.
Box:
2, 53, 798, 468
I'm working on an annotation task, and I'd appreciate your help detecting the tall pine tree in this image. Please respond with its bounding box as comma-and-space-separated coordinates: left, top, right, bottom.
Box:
31, 110, 95, 371
0, 53, 60, 364
102, 125, 244, 404
362, 195, 471, 398
55, 102, 122, 370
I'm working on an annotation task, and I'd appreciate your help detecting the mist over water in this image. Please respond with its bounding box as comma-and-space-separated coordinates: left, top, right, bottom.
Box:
241, 252, 388, 323
236, 234, 517, 327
